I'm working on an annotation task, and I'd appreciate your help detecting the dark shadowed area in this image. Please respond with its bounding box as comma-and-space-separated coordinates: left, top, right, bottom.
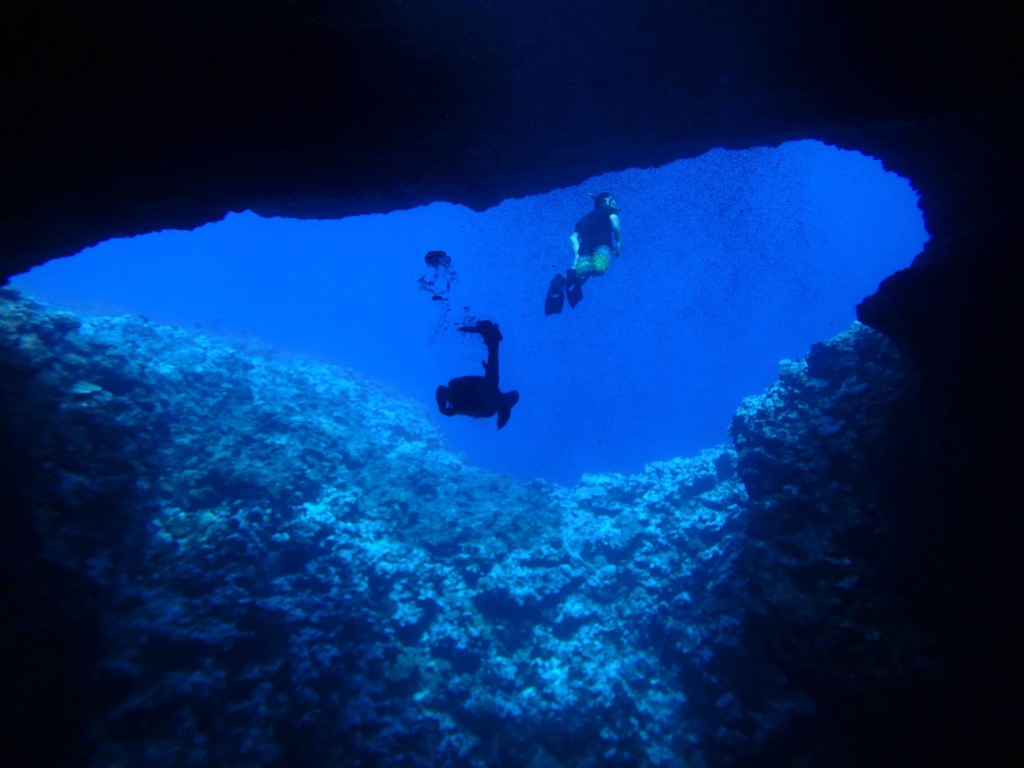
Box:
1, 1, 1021, 766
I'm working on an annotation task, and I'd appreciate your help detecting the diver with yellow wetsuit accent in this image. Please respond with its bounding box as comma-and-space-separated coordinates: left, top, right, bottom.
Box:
545, 192, 622, 314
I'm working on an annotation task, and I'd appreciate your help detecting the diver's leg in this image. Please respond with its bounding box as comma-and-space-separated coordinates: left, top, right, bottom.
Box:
566, 249, 609, 308
590, 246, 612, 277
482, 336, 500, 388
571, 254, 596, 281
475, 320, 502, 341
459, 320, 502, 341
566, 267, 586, 308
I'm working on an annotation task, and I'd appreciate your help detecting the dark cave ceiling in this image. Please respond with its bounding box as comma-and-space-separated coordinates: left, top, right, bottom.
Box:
1, 0, 1021, 431
2, 0, 1019, 273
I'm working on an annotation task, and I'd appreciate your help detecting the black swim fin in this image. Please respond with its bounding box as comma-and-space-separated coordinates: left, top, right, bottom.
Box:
544, 273, 565, 315
565, 269, 584, 308
497, 390, 520, 429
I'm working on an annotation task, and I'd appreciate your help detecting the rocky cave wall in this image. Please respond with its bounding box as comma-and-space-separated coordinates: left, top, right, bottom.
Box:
2, 0, 1020, 270
0, 290, 973, 766
2, 0, 1023, 764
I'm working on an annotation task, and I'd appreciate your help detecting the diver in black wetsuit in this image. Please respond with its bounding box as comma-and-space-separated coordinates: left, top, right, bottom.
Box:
436, 320, 520, 429
545, 192, 622, 314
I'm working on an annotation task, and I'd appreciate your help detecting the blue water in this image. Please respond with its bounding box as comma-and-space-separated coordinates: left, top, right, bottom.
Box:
14, 140, 927, 484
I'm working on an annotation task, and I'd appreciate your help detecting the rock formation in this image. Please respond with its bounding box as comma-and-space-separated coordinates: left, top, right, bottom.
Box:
2, 1, 1019, 269
2, 287, 1015, 766
2, 1, 1022, 765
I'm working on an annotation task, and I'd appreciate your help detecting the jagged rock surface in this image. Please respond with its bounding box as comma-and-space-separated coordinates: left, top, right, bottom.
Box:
3, 2, 1022, 762
2, 0, 1020, 273
3, 6, 1018, 607
4, 290, 1012, 766
1, 291, 752, 766
732, 327, 934, 758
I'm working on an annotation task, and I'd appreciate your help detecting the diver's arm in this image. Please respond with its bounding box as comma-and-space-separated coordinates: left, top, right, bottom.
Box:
483, 339, 500, 387
610, 214, 622, 258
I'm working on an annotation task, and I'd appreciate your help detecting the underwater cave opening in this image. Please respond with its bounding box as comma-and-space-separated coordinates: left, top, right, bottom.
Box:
13, 139, 928, 485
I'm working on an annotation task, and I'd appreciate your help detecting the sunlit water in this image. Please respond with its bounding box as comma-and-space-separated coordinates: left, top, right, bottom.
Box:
14, 139, 928, 484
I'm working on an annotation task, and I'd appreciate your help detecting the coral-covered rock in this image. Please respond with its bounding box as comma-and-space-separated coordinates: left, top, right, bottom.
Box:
1, 291, 753, 766
729, 323, 1018, 764
4, 291, 1021, 766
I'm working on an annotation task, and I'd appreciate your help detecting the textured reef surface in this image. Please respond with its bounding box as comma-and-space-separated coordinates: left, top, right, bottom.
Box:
0, 288, 1004, 766
4, 1, 1020, 762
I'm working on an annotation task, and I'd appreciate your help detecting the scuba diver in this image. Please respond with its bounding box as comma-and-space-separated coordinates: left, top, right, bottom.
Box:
436, 320, 520, 429
545, 192, 622, 314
